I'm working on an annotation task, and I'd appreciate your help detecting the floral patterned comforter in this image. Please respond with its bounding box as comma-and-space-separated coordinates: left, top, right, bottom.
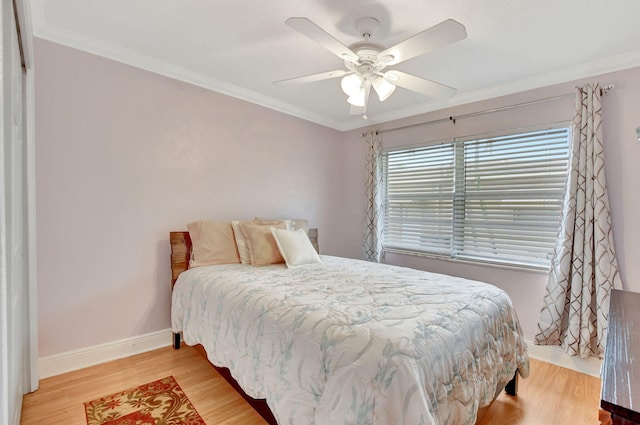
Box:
172, 256, 529, 425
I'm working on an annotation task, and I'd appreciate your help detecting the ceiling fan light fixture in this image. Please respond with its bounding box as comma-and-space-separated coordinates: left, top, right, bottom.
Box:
347, 90, 365, 107
372, 76, 396, 101
341, 73, 363, 97
347, 89, 366, 107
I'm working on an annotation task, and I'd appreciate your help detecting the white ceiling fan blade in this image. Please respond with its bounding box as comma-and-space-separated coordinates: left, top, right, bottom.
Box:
286, 17, 359, 62
384, 70, 456, 98
274, 70, 348, 86
377, 19, 467, 66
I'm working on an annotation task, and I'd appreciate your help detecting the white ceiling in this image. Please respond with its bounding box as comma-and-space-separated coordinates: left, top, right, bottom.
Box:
30, 0, 640, 131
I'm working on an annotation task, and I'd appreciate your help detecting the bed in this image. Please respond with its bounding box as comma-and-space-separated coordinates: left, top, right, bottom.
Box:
170, 225, 529, 425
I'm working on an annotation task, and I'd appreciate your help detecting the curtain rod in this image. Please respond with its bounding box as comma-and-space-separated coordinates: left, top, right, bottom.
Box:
363, 84, 614, 137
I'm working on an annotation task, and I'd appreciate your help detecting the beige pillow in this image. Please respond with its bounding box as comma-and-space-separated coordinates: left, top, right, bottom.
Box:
254, 218, 294, 230
239, 221, 287, 266
187, 221, 240, 267
231, 221, 251, 264
271, 228, 321, 268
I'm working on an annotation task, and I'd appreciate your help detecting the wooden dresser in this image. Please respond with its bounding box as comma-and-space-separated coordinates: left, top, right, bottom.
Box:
601, 289, 640, 424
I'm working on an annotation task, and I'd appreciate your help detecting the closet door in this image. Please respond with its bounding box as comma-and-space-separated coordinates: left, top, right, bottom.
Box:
0, 0, 29, 423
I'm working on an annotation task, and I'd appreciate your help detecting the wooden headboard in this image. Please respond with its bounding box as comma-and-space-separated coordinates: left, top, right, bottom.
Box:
170, 228, 319, 289
170, 231, 192, 289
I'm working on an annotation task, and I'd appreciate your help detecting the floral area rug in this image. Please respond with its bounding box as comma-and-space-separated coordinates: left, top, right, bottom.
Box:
84, 376, 205, 425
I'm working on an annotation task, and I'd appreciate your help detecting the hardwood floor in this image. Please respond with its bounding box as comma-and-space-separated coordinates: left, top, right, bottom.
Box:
476, 358, 601, 425
21, 345, 601, 425
20, 345, 266, 425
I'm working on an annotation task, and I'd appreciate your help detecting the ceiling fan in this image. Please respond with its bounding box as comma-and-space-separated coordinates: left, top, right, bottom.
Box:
274, 17, 467, 119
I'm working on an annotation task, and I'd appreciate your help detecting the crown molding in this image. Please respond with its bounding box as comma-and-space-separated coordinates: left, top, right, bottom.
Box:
30, 0, 640, 133
352, 49, 640, 131
30, 0, 347, 131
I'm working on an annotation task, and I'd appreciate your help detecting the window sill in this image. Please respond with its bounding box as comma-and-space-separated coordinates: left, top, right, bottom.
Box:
383, 247, 551, 274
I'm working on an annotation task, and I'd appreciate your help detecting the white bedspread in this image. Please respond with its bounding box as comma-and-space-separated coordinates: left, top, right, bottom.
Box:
172, 256, 529, 425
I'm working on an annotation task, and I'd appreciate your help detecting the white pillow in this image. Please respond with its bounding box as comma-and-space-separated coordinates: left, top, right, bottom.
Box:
270, 228, 321, 268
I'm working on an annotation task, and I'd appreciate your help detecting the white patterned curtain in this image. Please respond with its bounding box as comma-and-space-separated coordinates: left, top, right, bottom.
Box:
362, 129, 384, 262
535, 83, 622, 359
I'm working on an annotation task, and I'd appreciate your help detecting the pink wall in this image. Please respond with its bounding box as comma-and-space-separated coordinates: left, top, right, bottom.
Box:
35, 35, 640, 356
344, 67, 640, 340
34, 39, 353, 357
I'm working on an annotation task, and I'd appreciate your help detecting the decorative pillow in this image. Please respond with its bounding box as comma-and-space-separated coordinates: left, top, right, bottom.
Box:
254, 217, 295, 230
289, 219, 309, 234
187, 221, 240, 267
231, 221, 252, 264
239, 221, 287, 266
271, 228, 321, 268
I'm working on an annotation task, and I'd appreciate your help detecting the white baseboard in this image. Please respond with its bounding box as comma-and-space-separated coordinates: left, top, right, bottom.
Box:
525, 340, 602, 377
38, 329, 173, 379
36, 332, 600, 381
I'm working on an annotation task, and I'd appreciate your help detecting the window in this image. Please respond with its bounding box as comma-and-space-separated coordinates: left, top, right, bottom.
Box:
382, 125, 570, 269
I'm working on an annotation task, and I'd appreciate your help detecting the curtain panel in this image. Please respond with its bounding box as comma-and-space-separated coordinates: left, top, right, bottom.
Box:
362, 129, 384, 262
535, 83, 622, 359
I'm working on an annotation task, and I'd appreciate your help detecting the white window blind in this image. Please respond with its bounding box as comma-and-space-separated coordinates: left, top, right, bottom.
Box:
383, 142, 455, 255
382, 126, 570, 269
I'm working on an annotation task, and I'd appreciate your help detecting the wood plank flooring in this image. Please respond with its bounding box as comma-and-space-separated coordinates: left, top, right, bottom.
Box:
20, 345, 266, 425
476, 357, 601, 425
21, 345, 601, 425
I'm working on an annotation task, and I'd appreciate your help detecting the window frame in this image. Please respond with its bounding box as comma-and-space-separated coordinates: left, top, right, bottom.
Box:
381, 122, 571, 271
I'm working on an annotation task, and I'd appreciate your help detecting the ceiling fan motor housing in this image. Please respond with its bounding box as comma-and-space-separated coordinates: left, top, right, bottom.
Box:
355, 17, 380, 39
345, 42, 388, 71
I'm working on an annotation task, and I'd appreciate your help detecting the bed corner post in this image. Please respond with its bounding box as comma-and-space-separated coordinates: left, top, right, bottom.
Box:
505, 371, 518, 396
170, 231, 191, 351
